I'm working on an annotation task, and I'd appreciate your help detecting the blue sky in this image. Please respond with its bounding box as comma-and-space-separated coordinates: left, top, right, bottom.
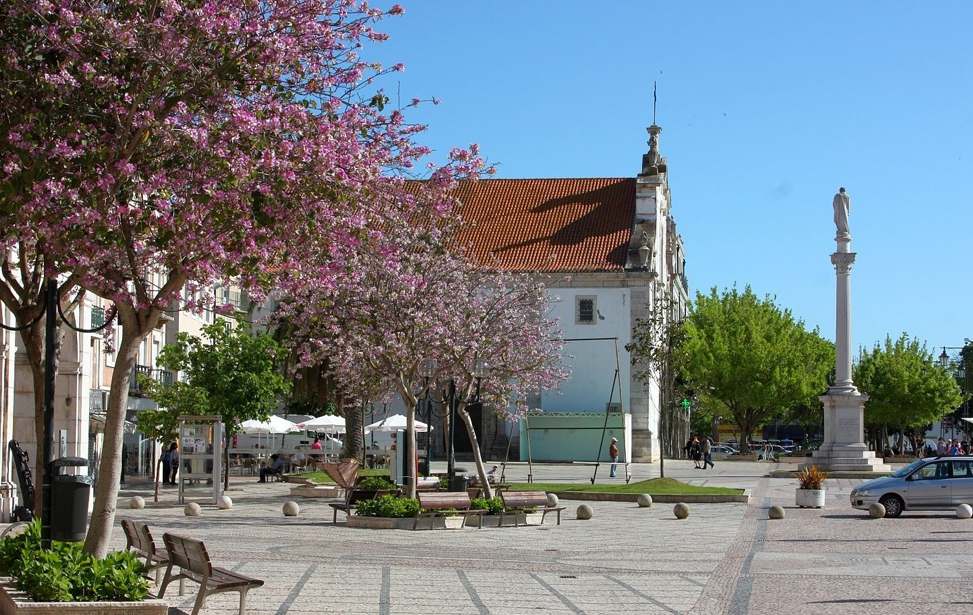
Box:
370, 2, 972, 359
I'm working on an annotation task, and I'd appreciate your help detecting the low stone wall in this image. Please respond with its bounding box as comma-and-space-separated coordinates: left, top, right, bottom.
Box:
0, 579, 168, 615
554, 490, 750, 504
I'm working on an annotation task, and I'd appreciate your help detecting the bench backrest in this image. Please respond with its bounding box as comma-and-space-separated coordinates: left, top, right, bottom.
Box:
163, 533, 213, 577
347, 488, 396, 505
123, 520, 162, 559
418, 492, 472, 511
500, 491, 549, 508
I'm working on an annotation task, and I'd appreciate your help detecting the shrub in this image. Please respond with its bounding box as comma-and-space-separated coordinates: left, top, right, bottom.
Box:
470, 497, 504, 515
796, 465, 831, 490
438, 476, 449, 489
0, 519, 149, 602
357, 477, 397, 491
355, 494, 419, 518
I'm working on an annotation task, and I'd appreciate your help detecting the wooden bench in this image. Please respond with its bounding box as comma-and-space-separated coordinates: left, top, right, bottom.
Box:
414, 491, 486, 530
121, 519, 170, 585
158, 533, 264, 615
499, 490, 567, 526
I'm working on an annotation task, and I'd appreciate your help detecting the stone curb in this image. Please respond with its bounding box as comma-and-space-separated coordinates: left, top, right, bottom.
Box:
553, 489, 750, 504
768, 469, 892, 480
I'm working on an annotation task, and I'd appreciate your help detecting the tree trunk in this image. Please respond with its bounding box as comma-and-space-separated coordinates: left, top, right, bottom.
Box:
83, 324, 141, 558
22, 318, 50, 515
340, 390, 363, 461
456, 405, 492, 499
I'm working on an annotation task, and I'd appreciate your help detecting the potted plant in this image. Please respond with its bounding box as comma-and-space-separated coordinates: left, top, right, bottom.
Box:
0, 520, 167, 614
795, 465, 830, 508
349, 494, 421, 529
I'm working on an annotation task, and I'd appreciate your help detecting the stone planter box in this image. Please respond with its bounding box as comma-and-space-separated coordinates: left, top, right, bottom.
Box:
0, 579, 168, 615
466, 513, 541, 528
795, 488, 826, 508
289, 484, 344, 499
346, 516, 465, 530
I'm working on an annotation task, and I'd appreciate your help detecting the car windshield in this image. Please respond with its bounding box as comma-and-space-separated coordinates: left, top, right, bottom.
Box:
891, 458, 928, 478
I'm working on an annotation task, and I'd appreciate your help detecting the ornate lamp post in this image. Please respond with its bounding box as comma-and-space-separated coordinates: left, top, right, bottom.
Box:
417, 358, 437, 478
445, 359, 490, 490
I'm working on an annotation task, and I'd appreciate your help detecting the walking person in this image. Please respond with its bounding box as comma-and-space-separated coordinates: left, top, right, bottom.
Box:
609, 437, 620, 477
164, 441, 179, 486
690, 436, 702, 469
702, 436, 715, 469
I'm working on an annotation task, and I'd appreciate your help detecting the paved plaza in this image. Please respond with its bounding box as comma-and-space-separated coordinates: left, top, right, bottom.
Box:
89, 459, 973, 614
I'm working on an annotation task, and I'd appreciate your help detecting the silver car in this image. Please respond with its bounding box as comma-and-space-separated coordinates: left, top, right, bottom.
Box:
850, 456, 973, 517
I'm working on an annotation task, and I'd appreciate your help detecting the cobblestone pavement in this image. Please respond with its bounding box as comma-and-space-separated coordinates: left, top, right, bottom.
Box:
98, 459, 973, 614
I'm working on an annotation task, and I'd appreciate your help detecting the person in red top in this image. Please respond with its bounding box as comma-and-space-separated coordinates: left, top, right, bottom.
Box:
310, 436, 323, 458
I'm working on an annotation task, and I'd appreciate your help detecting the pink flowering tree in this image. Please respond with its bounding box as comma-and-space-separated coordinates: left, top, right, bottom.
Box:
276, 201, 567, 498
0, 0, 484, 556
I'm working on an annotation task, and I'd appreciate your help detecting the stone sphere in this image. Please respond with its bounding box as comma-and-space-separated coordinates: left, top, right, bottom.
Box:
283, 501, 300, 517
957, 504, 972, 519
768, 505, 785, 520
546, 493, 559, 507
868, 503, 886, 518
636, 494, 653, 508
576, 504, 593, 520
128, 496, 145, 510
673, 502, 690, 519
217, 495, 233, 510
184, 502, 202, 517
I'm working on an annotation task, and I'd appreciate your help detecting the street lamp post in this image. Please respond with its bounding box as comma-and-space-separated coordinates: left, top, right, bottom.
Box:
417, 358, 437, 479
445, 359, 490, 489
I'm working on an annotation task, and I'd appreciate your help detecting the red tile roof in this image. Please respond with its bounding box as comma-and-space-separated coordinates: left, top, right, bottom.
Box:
452, 178, 636, 272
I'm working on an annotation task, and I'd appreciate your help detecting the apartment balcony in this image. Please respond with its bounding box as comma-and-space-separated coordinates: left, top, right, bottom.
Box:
129, 364, 174, 398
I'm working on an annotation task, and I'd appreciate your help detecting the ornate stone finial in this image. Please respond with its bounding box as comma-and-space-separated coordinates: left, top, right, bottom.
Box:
640, 124, 663, 175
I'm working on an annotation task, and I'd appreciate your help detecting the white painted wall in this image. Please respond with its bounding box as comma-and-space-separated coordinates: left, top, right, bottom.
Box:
542, 287, 632, 413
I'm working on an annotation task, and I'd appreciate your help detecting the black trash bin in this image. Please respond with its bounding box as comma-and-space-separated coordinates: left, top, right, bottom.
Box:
448, 468, 469, 492
51, 457, 92, 542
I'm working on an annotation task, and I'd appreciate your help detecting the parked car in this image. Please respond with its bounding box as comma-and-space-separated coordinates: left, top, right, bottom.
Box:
850, 456, 973, 517
711, 444, 737, 455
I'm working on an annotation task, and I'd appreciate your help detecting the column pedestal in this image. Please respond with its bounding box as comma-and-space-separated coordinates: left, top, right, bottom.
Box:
807, 391, 890, 472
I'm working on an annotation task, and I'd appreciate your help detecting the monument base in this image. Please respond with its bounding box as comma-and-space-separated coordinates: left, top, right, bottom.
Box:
808, 392, 892, 473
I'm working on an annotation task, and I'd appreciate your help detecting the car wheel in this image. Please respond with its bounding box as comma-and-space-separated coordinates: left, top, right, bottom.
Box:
879, 494, 904, 518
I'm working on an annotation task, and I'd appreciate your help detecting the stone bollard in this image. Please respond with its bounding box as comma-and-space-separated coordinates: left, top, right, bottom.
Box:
218, 495, 233, 510
129, 496, 145, 510
868, 503, 886, 518
673, 502, 690, 519
957, 504, 972, 519
547, 493, 559, 507
184, 502, 202, 517
768, 505, 785, 519
576, 504, 593, 520
283, 501, 300, 517
636, 494, 653, 508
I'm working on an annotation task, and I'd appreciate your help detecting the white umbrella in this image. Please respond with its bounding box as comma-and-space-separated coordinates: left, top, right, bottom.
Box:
365, 414, 431, 433
240, 415, 300, 434
240, 416, 300, 450
297, 415, 346, 433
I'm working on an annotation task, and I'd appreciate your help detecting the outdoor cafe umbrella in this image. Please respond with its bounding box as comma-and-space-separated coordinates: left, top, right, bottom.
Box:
364, 414, 431, 433
240, 416, 300, 449
296, 415, 347, 433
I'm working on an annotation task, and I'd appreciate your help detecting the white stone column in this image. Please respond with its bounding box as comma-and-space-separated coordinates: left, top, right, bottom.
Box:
808, 193, 890, 472
0, 314, 19, 521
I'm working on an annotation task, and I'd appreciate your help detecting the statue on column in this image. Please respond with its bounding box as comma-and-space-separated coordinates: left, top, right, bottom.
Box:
833, 187, 850, 237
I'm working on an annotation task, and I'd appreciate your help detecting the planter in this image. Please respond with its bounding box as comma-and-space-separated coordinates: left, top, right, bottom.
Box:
795, 488, 826, 508
0, 579, 167, 615
466, 513, 542, 528
346, 516, 465, 530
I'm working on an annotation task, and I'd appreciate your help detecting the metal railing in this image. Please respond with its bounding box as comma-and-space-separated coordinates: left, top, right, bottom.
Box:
129, 365, 174, 397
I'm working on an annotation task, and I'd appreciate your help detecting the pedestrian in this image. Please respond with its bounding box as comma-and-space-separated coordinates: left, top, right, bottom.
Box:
702, 436, 715, 469
165, 441, 179, 485
609, 437, 619, 477
949, 439, 961, 456
683, 437, 693, 460
259, 454, 284, 482
690, 436, 702, 469
937, 437, 947, 456
962, 438, 970, 456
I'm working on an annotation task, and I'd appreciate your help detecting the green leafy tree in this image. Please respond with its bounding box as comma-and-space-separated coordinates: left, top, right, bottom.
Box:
681, 286, 834, 453
139, 320, 290, 490
854, 334, 961, 450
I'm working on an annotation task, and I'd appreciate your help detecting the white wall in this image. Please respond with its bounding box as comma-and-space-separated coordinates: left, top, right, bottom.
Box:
542, 287, 632, 413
